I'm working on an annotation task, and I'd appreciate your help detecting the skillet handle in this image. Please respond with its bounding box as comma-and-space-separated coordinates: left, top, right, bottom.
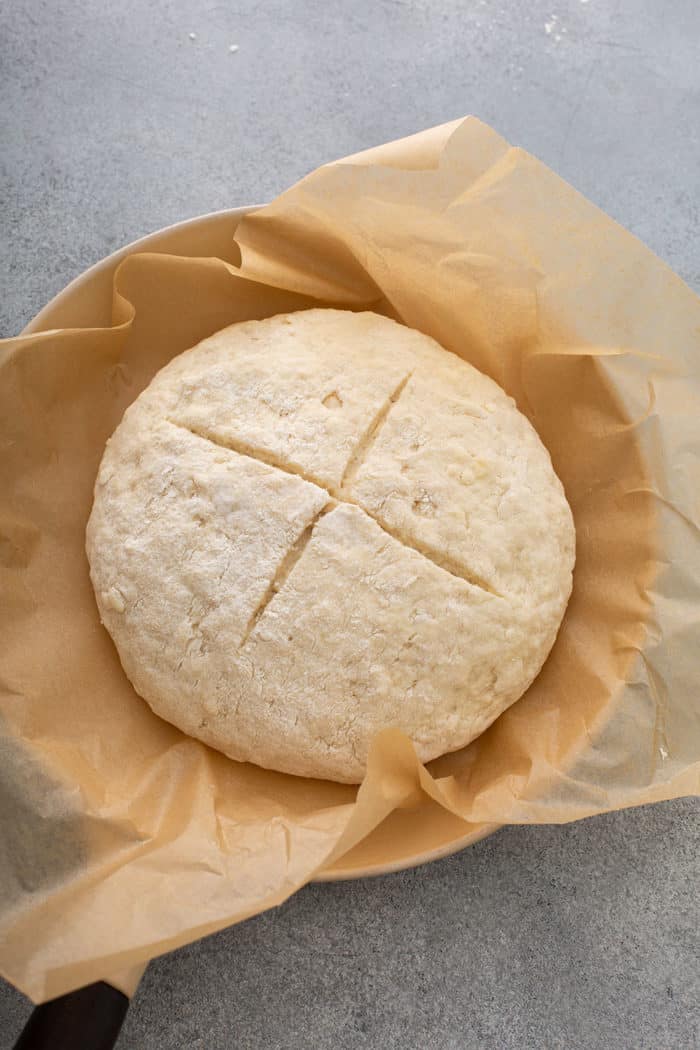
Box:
13, 981, 129, 1050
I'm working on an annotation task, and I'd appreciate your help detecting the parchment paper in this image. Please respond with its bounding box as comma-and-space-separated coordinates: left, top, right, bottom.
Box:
1, 118, 698, 1003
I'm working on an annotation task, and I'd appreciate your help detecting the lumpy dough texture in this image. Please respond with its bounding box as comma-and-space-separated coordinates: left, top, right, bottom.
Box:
86, 310, 575, 782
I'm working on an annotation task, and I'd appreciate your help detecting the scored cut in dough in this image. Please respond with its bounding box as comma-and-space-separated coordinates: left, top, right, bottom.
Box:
87, 309, 575, 783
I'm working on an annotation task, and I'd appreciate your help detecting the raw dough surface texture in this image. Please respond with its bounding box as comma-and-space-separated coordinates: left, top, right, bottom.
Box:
87, 310, 575, 782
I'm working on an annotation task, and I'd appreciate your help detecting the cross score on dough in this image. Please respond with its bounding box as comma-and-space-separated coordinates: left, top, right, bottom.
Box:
166, 367, 502, 648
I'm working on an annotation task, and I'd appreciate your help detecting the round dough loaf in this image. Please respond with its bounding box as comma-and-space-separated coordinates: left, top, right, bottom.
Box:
87, 309, 575, 783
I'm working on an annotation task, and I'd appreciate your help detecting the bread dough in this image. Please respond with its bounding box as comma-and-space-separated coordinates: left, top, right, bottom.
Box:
86, 310, 575, 782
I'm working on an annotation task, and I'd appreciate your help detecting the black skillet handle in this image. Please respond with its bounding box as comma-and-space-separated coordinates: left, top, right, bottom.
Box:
13, 981, 129, 1050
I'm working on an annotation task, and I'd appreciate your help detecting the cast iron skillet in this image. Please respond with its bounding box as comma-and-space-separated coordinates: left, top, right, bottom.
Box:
14, 983, 129, 1050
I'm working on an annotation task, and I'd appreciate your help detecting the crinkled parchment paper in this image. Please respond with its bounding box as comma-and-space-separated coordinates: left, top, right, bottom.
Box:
1, 118, 698, 1002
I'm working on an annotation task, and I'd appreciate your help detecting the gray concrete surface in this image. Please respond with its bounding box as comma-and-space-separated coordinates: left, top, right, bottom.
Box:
1, 1, 698, 1047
